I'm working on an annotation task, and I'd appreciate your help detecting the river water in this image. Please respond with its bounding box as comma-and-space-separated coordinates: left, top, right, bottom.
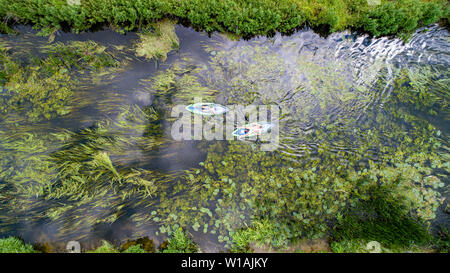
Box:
0, 24, 448, 252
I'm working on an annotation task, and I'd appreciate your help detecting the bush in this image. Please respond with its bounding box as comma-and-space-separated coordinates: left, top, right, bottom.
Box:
360, 0, 444, 37
0, 0, 446, 38
160, 228, 198, 253
0, 237, 37, 253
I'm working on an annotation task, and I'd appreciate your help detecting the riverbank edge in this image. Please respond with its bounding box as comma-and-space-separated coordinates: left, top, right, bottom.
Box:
0, 0, 448, 40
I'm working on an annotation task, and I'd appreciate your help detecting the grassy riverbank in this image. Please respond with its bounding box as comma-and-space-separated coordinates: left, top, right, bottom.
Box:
0, 0, 448, 38
0, 2, 448, 254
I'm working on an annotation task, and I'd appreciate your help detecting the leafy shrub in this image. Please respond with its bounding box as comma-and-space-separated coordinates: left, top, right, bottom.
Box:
360, 0, 444, 37
120, 236, 156, 253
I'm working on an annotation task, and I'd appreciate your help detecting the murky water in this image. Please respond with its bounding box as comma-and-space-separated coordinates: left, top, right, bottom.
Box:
0, 24, 448, 252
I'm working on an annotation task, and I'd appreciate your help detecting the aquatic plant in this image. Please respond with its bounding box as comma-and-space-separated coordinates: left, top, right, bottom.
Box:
359, 0, 444, 37
0, 21, 16, 34
0, 40, 124, 122
0, 23, 447, 253
433, 227, 450, 253
135, 19, 179, 61
120, 236, 156, 253
330, 185, 432, 251
0, 103, 168, 240
0, 237, 37, 253
0, 0, 446, 38
391, 65, 449, 116
121, 39, 448, 251
159, 228, 198, 253
89, 239, 154, 253
0, 46, 73, 121
46, 106, 166, 201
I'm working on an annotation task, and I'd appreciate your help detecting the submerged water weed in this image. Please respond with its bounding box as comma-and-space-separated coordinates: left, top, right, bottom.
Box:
0, 104, 170, 239
0, 24, 447, 251
230, 219, 289, 253
201, 39, 381, 124
135, 20, 179, 61
41, 41, 120, 72
0, 0, 446, 38
433, 227, 450, 253
0, 40, 124, 122
47, 105, 166, 201
330, 185, 432, 251
392, 65, 449, 117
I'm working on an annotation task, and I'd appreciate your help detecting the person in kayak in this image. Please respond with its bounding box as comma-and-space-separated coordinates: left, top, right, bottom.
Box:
235, 127, 250, 136
200, 104, 216, 114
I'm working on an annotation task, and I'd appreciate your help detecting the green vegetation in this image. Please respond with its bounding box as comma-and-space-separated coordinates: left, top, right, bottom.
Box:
87, 240, 149, 253
0, 22, 447, 253
0, 237, 36, 253
0, 41, 121, 121
434, 227, 450, 253
41, 41, 120, 71
0, 21, 16, 34
130, 42, 446, 252
230, 219, 290, 252
122, 245, 147, 253
330, 186, 432, 252
120, 236, 156, 253
89, 229, 197, 253
391, 66, 449, 116
135, 19, 179, 60
0, 0, 447, 38
0, 45, 73, 121
159, 228, 199, 253
88, 241, 120, 253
